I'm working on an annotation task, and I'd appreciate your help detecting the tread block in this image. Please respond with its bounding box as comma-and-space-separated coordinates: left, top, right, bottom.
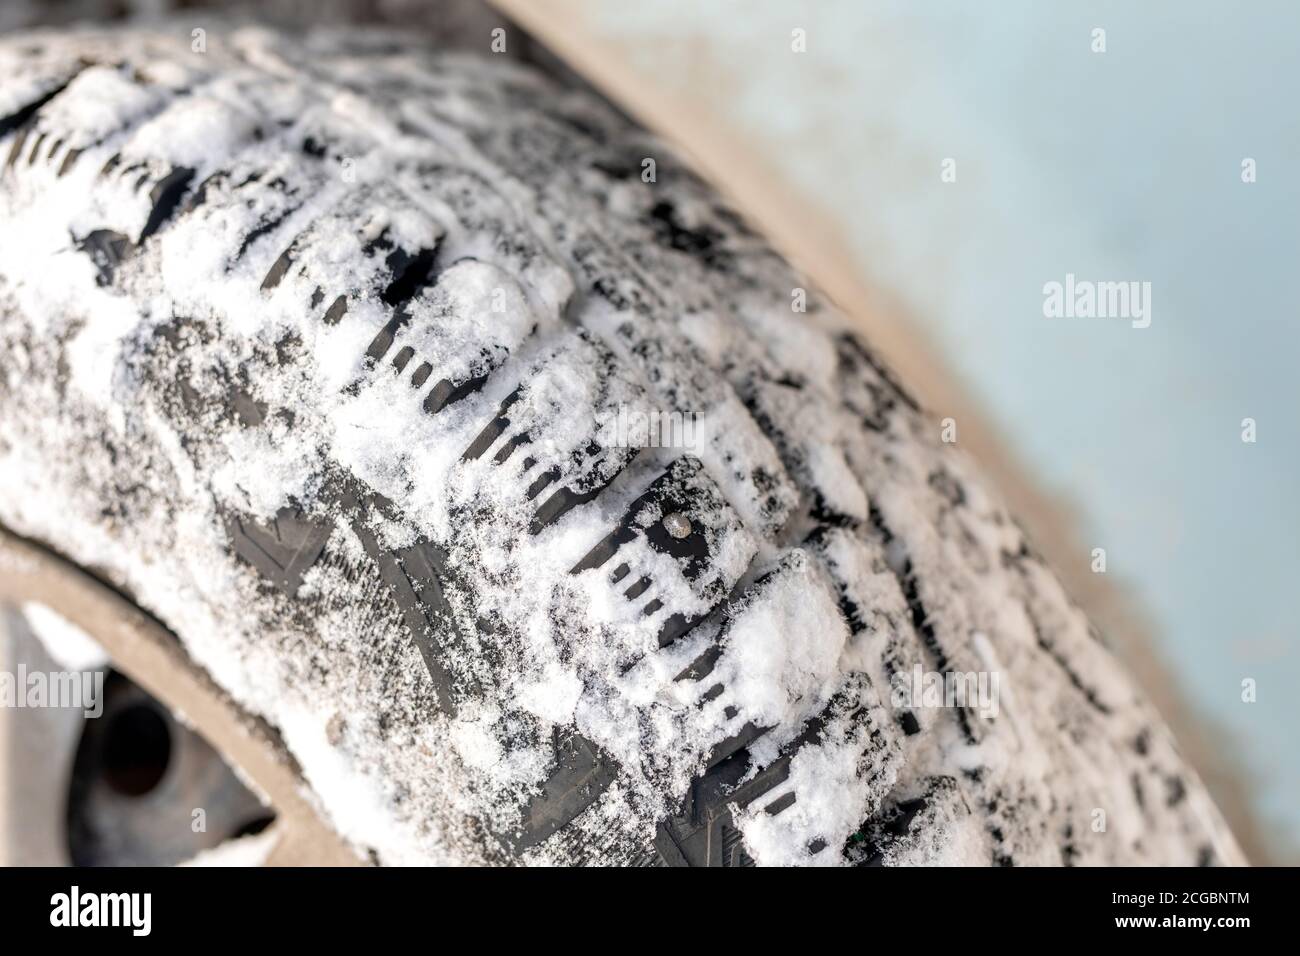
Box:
4, 122, 32, 169
848, 776, 968, 867
137, 165, 195, 242
350, 261, 537, 419
379, 246, 438, 308
225, 506, 332, 596
530, 460, 634, 534
506, 731, 618, 852
154, 160, 314, 280
261, 183, 444, 322
571, 455, 757, 646
68, 162, 201, 250
669, 559, 816, 770
805, 524, 929, 738
422, 369, 487, 415
656, 675, 894, 866
0, 73, 81, 139
461, 388, 520, 461
78, 89, 271, 245
75, 229, 132, 286
341, 491, 465, 714
260, 248, 294, 290
836, 333, 921, 431
5, 63, 167, 183
460, 332, 645, 534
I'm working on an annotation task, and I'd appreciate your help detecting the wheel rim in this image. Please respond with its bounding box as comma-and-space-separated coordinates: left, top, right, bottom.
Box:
0, 524, 360, 866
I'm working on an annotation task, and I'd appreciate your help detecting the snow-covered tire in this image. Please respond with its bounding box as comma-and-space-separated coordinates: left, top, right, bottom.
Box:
0, 22, 1242, 866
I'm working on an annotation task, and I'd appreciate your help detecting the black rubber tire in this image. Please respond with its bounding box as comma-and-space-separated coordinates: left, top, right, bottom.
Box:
0, 22, 1241, 866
